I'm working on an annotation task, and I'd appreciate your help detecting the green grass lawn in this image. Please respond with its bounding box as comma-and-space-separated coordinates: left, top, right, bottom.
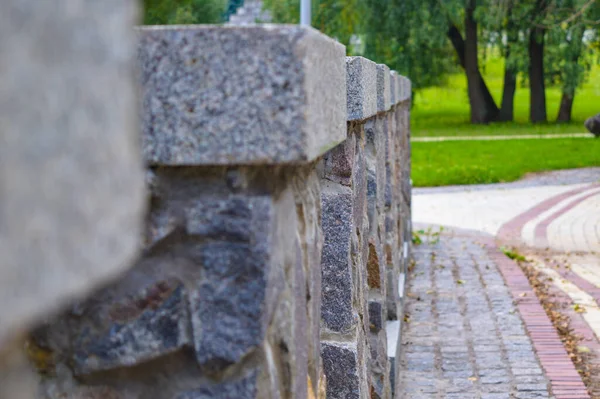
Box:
410, 56, 600, 187
412, 138, 600, 187
412, 59, 600, 137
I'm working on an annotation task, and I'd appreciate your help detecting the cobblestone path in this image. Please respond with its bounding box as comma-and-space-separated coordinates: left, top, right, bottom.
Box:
398, 233, 552, 399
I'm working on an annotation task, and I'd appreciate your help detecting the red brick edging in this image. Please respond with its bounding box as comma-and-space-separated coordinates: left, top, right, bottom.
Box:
534, 188, 600, 248
497, 184, 600, 247
482, 238, 591, 399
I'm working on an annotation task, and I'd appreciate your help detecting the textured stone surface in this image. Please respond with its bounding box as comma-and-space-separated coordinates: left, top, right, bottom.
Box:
398, 75, 412, 103
0, 0, 145, 347
8, 21, 412, 397
323, 131, 356, 186
322, 343, 363, 399
139, 25, 346, 165
397, 232, 551, 397
377, 64, 391, 113
346, 57, 378, 121
320, 181, 356, 333
389, 71, 399, 105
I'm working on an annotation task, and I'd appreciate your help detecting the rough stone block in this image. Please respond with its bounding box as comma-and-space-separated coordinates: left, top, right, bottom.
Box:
291, 170, 324, 390
351, 123, 368, 234
346, 57, 378, 121
369, 301, 385, 333
322, 342, 368, 399
68, 278, 191, 374
389, 71, 399, 105
320, 181, 356, 333
138, 25, 347, 165
189, 199, 276, 371
323, 131, 356, 186
377, 64, 391, 113
369, 328, 391, 399
398, 75, 412, 102
0, 0, 145, 346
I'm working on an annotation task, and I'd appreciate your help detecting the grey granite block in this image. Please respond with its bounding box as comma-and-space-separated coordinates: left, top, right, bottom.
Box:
346, 56, 378, 121
389, 71, 399, 105
322, 343, 363, 399
138, 25, 346, 165
377, 64, 391, 113
398, 75, 412, 103
320, 181, 356, 333
0, 0, 145, 346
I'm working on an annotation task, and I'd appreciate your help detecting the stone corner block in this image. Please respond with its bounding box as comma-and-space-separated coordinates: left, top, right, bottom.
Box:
138, 25, 347, 166
376, 64, 391, 113
398, 75, 412, 103
389, 71, 399, 105
346, 56, 378, 122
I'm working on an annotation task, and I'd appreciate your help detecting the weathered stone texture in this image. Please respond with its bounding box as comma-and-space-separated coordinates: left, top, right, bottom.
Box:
319, 56, 410, 399
346, 57, 378, 121
2, 22, 411, 399
377, 64, 392, 113
139, 25, 346, 165
320, 181, 356, 333
0, 0, 145, 348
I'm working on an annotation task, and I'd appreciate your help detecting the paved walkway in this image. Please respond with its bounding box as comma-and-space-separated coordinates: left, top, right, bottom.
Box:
400, 168, 600, 398
399, 234, 553, 399
412, 133, 592, 142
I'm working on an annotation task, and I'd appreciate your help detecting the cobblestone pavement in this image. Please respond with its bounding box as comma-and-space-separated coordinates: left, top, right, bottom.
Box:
399, 233, 553, 399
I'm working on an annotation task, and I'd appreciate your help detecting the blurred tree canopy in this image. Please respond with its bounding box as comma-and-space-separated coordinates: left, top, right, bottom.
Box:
143, 0, 228, 24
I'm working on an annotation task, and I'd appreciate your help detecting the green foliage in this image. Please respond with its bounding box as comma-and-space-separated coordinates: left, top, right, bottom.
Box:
262, 0, 367, 49
143, 0, 227, 25
362, 0, 458, 89
501, 247, 527, 262
412, 227, 444, 245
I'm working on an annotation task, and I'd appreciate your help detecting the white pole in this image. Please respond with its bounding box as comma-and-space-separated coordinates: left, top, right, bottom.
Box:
300, 0, 311, 26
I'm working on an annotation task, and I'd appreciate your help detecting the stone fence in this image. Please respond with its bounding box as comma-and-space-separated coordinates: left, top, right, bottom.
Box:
0, 14, 411, 399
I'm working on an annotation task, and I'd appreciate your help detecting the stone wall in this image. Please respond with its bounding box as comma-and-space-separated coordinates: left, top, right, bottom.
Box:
0, 20, 411, 399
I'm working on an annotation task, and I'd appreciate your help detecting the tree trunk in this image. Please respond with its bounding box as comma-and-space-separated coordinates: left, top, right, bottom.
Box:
499, 4, 517, 122
528, 24, 547, 122
557, 26, 585, 123
499, 50, 517, 122
557, 93, 574, 122
448, 21, 499, 123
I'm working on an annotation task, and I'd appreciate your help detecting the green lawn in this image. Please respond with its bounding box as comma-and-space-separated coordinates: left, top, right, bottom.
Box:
410, 57, 600, 187
412, 138, 600, 187
412, 59, 600, 137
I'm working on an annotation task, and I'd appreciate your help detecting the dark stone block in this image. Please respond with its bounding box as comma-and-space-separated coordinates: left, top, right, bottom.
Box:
320, 181, 355, 333
369, 301, 384, 332
322, 343, 360, 399
323, 133, 356, 186
66, 278, 191, 375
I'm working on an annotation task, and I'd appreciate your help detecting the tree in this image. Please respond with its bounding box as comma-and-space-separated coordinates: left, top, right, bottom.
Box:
550, 0, 600, 122
464, 0, 499, 123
